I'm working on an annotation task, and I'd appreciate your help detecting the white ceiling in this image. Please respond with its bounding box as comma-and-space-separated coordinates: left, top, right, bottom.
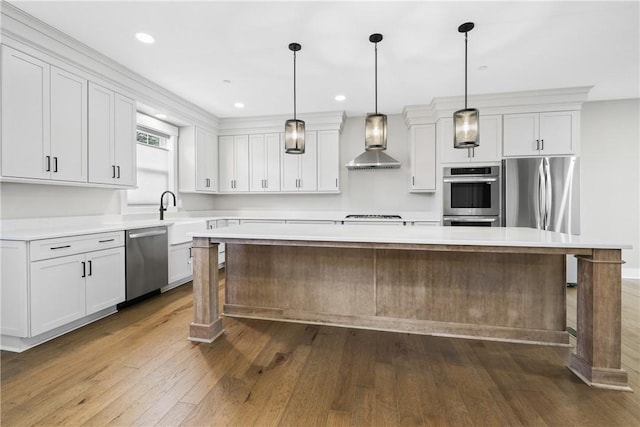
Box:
7, 1, 640, 120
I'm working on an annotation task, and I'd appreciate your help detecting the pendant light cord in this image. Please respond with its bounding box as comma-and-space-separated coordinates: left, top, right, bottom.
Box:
374, 42, 378, 114
464, 31, 468, 109
293, 50, 297, 120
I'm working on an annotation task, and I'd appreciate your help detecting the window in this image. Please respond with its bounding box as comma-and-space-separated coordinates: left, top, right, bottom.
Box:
136, 129, 167, 148
123, 113, 179, 213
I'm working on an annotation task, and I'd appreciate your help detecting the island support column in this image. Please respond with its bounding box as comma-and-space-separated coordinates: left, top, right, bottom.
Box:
188, 237, 224, 343
569, 249, 630, 390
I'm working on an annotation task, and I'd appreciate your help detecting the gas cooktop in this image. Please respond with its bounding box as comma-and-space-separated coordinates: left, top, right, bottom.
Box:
345, 214, 403, 219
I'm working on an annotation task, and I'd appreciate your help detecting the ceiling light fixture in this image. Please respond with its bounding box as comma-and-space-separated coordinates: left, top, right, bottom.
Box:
234, 102, 245, 109
335, 94, 346, 102
284, 42, 305, 154
135, 32, 155, 44
453, 22, 479, 149
365, 33, 387, 151
154, 113, 167, 120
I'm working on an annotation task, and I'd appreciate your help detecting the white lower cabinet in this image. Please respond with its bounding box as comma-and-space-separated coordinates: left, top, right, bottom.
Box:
85, 247, 125, 315
1, 231, 125, 352
168, 242, 193, 286
30, 254, 87, 336
30, 247, 124, 336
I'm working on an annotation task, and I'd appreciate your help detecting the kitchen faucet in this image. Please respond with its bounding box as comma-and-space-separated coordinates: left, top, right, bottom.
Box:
159, 190, 176, 220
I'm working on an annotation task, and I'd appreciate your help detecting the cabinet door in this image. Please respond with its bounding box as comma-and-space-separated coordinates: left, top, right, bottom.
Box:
1, 46, 51, 180
249, 134, 267, 192
538, 111, 577, 155
410, 124, 436, 192
88, 82, 115, 184
114, 93, 136, 186
298, 131, 317, 191
317, 131, 340, 192
1, 241, 28, 337
218, 135, 235, 192
50, 66, 87, 183
472, 115, 502, 162
168, 243, 192, 284
264, 133, 281, 192
30, 254, 86, 336
233, 135, 249, 191
281, 138, 301, 192
86, 247, 125, 315
196, 128, 217, 192
502, 113, 539, 157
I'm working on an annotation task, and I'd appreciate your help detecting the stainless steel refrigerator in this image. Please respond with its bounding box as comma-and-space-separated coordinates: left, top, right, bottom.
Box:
502, 156, 580, 283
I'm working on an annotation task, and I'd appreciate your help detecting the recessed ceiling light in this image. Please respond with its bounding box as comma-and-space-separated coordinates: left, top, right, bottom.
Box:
154, 113, 167, 120
135, 32, 155, 44
335, 94, 346, 102
234, 102, 245, 109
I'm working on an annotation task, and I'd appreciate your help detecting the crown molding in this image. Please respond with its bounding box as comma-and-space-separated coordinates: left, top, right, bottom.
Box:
404, 86, 592, 126
219, 111, 346, 135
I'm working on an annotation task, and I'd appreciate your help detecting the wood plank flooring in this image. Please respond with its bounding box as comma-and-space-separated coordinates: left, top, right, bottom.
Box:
2, 272, 639, 426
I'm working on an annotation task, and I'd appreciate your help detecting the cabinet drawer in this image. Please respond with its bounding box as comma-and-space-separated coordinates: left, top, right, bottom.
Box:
30, 231, 124, 261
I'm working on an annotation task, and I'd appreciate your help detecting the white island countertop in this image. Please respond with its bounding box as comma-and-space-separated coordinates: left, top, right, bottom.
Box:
192, 223, 632, 250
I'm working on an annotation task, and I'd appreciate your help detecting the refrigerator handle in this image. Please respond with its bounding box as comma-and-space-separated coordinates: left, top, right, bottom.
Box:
536, 160, 545, 230
544, 158, 552, 230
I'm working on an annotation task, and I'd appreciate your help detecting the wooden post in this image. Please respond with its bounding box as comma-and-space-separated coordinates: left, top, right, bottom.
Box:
188, 237, 224, 343
568, 249, 630, 390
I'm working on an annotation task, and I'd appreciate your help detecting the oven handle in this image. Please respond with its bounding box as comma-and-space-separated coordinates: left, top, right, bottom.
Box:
443, 216, 499, 222
443, 177, 497, 183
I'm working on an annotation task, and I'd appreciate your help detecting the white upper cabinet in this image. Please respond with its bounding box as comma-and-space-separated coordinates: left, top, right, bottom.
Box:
409, 124, 436, 192
178, 126, 218, 193
50, 66, 88, 182
219, 135, 249, 192
1, 46, 87, 183
195, 128, 218, 192
281, 131, 317, 192
440, 115, 502, 164
249, 133, 281, 192
317, 130, 340, 193
88, 82, 136, 186
503, 111, 579, 157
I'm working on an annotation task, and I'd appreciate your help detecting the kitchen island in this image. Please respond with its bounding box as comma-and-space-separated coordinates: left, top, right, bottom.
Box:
189, 223, 631, 391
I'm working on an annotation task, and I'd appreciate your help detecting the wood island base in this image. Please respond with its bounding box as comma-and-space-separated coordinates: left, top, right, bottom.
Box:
188, 231, 630, 391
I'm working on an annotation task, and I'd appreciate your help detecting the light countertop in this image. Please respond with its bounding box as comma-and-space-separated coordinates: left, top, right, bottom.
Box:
191, 223, 632, 250
0, 211, 440, 241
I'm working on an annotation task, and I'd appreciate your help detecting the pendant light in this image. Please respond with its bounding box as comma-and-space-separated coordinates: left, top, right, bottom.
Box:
453, 22, 479, 149
365, 33, 387, 150
285, 42, 305, 154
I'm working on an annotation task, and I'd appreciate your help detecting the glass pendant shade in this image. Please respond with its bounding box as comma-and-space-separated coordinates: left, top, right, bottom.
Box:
284, 119, 305, 154
285, 42, 304, 154
453, 108, 479, 148
365, 113, 387, 150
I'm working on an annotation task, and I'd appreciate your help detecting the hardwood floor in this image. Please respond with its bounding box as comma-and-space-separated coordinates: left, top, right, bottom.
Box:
2, 272, 639, 426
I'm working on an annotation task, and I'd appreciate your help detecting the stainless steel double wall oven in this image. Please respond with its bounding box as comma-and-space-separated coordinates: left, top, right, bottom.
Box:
443, 166, 501, 226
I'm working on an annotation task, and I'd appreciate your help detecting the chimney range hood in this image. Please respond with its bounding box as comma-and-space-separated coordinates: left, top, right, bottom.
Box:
345, 150, 401, 170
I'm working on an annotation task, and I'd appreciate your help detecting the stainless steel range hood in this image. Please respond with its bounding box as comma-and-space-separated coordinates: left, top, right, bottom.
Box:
345, 150, 401, 170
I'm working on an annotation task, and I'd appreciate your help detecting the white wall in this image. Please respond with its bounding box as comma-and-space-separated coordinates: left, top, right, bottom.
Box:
0, 183, 121, 218
210, 114, 437, 213
580, 99, 640, 277
0, 182, 216, 219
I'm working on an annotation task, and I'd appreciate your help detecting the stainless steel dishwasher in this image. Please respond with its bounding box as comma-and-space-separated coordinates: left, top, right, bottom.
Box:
124, 226, 168, 302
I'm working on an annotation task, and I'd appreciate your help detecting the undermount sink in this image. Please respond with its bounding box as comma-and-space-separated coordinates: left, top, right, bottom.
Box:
167, 219, 207, 245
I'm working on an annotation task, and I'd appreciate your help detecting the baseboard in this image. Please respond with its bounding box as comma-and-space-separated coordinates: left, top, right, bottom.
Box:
623, 268, 640, 280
